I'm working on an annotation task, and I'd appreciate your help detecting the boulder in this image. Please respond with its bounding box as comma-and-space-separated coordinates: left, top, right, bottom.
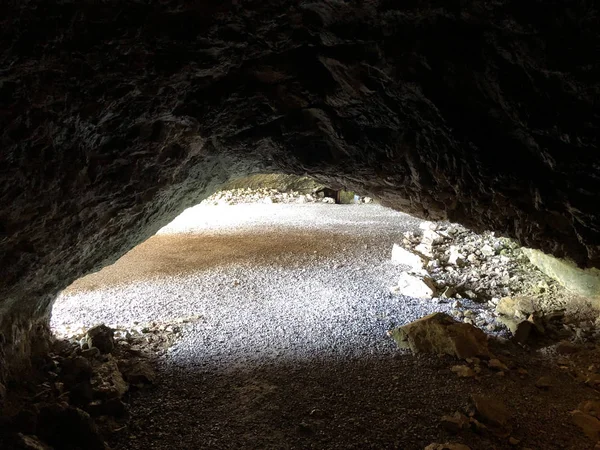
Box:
497, 316, 534, 344
578, 400, 600, 419
61, 356, 93, 386
92, 357, 128, 399
85, 325, 115, 354
535, 376, 552, 390
450, 365, 476, 378
389, 313, 489, 358
392, 273, 436, 299
495, 297, 538, 318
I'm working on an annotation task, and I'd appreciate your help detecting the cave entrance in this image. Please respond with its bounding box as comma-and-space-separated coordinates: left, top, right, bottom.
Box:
51, 175, 450, 365
46, 176, 595, 449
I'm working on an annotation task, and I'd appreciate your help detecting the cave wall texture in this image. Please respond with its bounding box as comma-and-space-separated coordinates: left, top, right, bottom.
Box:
0, 0, 599, 378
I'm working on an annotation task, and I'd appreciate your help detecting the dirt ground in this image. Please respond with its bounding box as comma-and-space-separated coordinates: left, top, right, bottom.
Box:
50, 204, 600, 450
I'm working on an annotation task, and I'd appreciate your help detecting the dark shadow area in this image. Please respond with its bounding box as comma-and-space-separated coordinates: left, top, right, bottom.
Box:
117, 350, 592, 450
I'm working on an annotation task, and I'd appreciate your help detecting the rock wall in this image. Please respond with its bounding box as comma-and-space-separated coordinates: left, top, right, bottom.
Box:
1, 0, 599, 378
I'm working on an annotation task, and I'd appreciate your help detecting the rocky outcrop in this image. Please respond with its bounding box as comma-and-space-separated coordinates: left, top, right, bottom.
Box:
523, 249, 600, 299
0, 1, 599, 377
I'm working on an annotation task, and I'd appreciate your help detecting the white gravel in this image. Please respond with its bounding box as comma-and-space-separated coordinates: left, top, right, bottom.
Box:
52, 204, 482, 371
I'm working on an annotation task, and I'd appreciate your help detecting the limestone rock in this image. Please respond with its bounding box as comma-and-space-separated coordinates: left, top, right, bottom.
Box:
389, 313, 489, 358
495, 297, 538, 318
556, 340, 580, 355
571, 410, 600, 441
391, 244, 424, 271
472, 395, 511, 427
497, 316, 533, 344
92, 357, 128, 399
392, 273, 435, 299
508, 437, 520, 446
448, 246, 465, 266
61, 356, 93, 386
523, 249, 600, 299
85, 325, 115, 354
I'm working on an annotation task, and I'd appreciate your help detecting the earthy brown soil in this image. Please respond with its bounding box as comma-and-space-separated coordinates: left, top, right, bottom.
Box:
65, 230, 370, 294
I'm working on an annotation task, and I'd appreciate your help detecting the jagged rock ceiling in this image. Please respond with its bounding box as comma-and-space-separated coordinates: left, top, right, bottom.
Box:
0, 0, 599, 358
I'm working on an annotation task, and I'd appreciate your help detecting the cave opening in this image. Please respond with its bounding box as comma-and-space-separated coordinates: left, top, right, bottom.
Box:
2, 0, 599, 447
38, 178, 600, 450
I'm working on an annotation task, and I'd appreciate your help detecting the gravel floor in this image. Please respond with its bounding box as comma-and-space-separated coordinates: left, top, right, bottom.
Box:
51, 204, 595, 450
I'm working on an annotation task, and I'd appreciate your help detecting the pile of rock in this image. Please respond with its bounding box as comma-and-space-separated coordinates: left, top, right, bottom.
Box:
202, 187, 321, 205
202, 187, 373, 206
392, 221, 559, 303
0, 321, 179, 450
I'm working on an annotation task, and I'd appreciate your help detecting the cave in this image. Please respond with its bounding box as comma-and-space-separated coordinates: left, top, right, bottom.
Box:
1, 0, 600, 448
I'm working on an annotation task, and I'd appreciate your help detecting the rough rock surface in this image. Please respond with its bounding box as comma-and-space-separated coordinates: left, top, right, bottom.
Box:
389, 312, 489, 358
524, 248, 600, 299
0, 1, 599, 376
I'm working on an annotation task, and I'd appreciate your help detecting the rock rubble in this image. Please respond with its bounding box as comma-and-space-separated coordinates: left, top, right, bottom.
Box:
201, 187, 373, 206
0, 321, 180, 450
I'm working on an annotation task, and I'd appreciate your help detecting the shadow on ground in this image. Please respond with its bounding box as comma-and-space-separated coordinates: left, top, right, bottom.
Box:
117, 350, 592, 450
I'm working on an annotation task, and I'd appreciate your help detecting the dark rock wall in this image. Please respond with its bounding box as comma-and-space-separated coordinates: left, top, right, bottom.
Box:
1, 0, 599, 376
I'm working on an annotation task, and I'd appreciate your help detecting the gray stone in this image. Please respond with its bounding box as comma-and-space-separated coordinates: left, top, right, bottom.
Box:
481, 244, 495, 257
495, 297, 538, 318
523, 248, 600, 300
93, 357, 128, 399
535, 376, 552, 389
392, 273, 435, 299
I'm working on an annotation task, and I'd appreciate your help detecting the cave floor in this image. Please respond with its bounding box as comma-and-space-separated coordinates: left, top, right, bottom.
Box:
52, 204, 596, 449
